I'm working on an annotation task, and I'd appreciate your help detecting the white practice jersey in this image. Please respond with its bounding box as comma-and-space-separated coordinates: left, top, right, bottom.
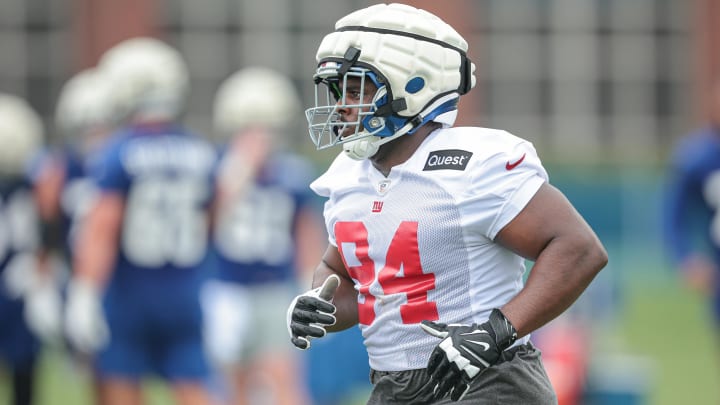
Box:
311, 126, 548, 372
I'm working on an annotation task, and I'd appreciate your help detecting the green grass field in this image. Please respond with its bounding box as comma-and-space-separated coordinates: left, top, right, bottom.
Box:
1, 274, 718, 405
617, 275, 720, 405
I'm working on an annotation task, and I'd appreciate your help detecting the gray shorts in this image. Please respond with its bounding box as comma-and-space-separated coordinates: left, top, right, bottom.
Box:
367, 342, 557, 404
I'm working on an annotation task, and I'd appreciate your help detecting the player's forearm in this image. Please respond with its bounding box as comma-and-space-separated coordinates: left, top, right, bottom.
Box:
501, 232, 607, 337
311, 262, 358, 332
73, 228, 117, 288
72, 198, 122, 288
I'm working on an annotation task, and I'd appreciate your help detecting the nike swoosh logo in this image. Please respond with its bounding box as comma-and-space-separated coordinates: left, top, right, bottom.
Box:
465, 339, 490, 351
505, 153, 526, 170
463, 350, 491, 367
460, 329, 490, 336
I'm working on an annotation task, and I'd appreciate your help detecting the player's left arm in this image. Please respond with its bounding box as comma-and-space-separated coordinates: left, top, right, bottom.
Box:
494, 181, 608, 337
421, 181, 607, 402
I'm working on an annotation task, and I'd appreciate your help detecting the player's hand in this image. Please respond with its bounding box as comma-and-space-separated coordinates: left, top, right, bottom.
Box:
24, 278, 63, 343
420, 309, 517, 401
286, 274, 340, 350
1, 253, 38, 299
65, 279, 109, 353
1, 254, 63, 343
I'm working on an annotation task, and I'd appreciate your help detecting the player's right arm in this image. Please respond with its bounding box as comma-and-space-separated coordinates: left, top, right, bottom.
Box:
287, 244, 358, 349
65, 192, 122, 353
311, 244, 358, 331
72, 193, 123, 286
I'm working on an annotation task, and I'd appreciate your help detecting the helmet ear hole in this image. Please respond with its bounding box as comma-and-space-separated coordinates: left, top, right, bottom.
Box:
405, 77, 425, 94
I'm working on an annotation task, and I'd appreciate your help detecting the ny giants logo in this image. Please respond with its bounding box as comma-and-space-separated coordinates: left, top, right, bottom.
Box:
423, 149, 473, 171
371, 201, 384, 213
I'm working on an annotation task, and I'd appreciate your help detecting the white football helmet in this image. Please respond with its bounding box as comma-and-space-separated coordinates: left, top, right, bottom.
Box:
98, 37, 189, 122
213, 67, 300, 141
306, 3, 476, 160
0, 93, 43, 176
55, 68, 117, 141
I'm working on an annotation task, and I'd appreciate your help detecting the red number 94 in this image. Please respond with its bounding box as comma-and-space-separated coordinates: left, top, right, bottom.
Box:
335, 221, 439, 325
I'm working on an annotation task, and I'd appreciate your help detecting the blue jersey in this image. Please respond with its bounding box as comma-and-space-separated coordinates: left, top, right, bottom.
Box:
60, 148, 95, 258
90, 123, 217, 379
0, 176, 41, 367
664, 126, 720, 265
92, 124, 217, 285
0, 178, 39, 273
28, 146, 96, 261
211, 152, 316, 284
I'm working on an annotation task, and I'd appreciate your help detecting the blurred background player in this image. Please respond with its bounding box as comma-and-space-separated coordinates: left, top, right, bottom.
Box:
30, 64, 122, 405
65, 37, 218, 405
201, 66, 324, 405
0, 93, 48, 405
664, 79, 720, 342
34, 67, 119, 279
30, 69, 120, 371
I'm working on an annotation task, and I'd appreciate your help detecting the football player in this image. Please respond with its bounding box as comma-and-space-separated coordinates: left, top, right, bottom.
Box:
36, 67, 118, 267
202, 66, 324, 405
287, 3, 608, 404
664, 81, 720, 334
0, 93, 47, 405
27, 65, 122, 404
30, 68, 119, 352
65, 37, 217, 405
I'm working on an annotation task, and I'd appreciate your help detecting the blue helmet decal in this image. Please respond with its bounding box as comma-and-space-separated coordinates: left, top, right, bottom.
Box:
405, 77, 425, 94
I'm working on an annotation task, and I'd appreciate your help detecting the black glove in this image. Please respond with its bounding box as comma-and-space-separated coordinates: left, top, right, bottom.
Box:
420, 308, 518, 401
286, 275, 340, 350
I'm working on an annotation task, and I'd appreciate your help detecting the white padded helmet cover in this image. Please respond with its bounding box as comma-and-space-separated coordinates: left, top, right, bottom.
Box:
213, 67, 300, 137
55, 68, 116, 139
0, 94, 43, 175
315, 3, 476, 117
99, 37, 189, 120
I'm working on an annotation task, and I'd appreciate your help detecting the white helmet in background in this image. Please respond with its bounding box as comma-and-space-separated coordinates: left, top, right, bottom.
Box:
213, 67, 300, 141
306, 3, 476, 160
98, 37, 189, 122
0, 94, 44, 176
55, 68, 117, 141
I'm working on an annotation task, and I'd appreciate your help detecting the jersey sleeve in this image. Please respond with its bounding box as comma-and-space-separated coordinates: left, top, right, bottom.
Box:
88, 136, 131, 194
312, 179, 339, 248
460, 136, 548, 240
310, 153, 358, 248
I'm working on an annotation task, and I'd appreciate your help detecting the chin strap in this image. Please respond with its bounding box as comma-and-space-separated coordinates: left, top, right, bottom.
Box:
343, 120, 415, 160
342, 97, 457, 160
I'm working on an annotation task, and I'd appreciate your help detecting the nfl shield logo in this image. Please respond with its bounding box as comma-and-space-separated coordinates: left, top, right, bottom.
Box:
378, 180, 391, 194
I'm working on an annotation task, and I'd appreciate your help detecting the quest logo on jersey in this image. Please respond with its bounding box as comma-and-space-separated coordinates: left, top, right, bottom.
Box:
423, 149, 473, 171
